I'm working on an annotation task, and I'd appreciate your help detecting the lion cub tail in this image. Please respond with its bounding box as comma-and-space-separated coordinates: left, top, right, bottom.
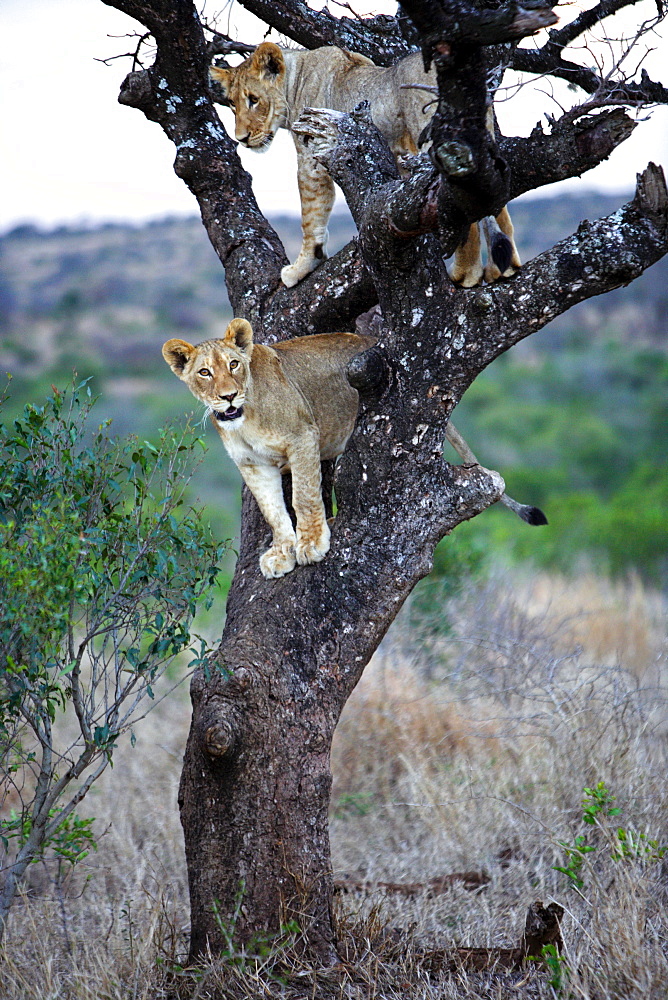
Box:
446, 421, 548, 527
482, 216, 514, 275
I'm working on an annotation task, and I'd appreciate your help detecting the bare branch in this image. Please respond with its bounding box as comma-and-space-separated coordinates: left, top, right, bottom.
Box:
549, 0, 655, 49
510, 8, 668, 104
94, 30, 152, 70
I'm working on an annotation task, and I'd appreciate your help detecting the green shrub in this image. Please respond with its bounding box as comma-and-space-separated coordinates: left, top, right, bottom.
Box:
0, 379, 225, 939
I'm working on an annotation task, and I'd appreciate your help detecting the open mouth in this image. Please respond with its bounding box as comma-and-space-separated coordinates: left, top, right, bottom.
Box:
213, 405, 244, 422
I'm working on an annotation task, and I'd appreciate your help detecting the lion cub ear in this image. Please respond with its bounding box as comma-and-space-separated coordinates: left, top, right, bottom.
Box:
223, 318, 254, 356
162, 338, 196, 376
249, 42, 285, 81
209, 64, 233, 100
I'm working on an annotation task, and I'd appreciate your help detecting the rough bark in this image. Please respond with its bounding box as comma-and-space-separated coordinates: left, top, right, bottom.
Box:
100, 0, 668, 965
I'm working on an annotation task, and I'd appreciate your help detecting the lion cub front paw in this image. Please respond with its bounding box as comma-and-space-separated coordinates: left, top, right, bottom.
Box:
295, 521, 331, 567
260, 541, 297, 579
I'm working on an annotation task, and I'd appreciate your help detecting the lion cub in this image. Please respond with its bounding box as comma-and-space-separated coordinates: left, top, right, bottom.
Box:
163, 319, 374, 579
211, 43, 521, 288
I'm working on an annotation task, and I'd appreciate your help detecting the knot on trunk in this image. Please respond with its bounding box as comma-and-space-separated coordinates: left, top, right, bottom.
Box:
118, 70, 153, 111
194, 690, 246, 762
432, 140, 475, 178
204, 722, 237, 759
346, 347, 389, 397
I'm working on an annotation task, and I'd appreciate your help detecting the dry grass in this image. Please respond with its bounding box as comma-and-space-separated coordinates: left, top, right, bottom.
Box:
517, 571, 666, 679
2, 570, 667, 998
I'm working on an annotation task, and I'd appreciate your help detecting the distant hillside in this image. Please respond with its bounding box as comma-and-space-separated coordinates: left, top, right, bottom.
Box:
1, 190, 666, 384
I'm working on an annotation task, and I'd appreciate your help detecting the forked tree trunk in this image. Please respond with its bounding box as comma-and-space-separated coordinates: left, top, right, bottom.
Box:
101, 0, 668, 966
179, 170, 668, 966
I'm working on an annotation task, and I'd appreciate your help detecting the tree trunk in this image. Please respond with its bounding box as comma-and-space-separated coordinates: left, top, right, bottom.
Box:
179, 643, 340, 962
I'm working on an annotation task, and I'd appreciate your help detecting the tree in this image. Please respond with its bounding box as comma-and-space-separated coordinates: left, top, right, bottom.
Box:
99, 0, 668, 964
0, 382, 222, 942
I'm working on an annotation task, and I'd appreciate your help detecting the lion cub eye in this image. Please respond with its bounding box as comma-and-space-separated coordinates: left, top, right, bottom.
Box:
247, 95, 258, 109
198, 368, 212, 377
229, 360, 240, 371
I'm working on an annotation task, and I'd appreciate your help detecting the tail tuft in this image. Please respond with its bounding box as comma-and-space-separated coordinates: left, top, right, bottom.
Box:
519, 505, 548, 526
491, 232, 513, 275
500, 495, 548, 525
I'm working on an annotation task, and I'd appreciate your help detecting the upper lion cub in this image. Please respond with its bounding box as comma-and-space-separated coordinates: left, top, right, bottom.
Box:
162, 319, 374, 579
211, 43, 520, 288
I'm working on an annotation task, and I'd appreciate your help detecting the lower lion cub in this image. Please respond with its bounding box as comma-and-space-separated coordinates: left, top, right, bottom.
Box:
162, 319, 374, 579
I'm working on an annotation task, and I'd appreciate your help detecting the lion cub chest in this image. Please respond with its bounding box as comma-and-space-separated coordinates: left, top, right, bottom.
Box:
215, 419, 293, 473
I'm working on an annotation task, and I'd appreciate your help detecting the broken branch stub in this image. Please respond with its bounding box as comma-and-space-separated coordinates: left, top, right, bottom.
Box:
633, 161, 668, 233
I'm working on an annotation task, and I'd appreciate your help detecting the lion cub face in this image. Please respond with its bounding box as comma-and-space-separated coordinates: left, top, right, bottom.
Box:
162, 319, 253, 426
210, 42, 287, 151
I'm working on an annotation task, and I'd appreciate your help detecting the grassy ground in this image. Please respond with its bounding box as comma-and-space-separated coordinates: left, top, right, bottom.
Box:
1, 569, 667, 998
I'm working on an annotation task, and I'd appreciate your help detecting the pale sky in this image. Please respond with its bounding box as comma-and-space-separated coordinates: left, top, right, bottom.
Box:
1, 0, 667, 232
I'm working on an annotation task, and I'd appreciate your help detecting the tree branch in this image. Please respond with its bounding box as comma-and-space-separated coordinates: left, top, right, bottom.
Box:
397, 0, 557, 58
547, 0, 655, 50
502, 107, 637, 200
234, 0, 414, 65
510, 46, 668, 104
462, 162, 668, 370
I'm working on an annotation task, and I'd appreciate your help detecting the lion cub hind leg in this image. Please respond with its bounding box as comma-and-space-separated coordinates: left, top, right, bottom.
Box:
238, 463, 298, 578
449, 224, 485, 288
296, 515, 331, 567
450, 212, 522, 287
281, 145, 336, 288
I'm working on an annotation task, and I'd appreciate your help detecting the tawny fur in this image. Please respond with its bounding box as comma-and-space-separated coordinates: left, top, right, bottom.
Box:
162, 319, 375, 579
211, 43, 521, 288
